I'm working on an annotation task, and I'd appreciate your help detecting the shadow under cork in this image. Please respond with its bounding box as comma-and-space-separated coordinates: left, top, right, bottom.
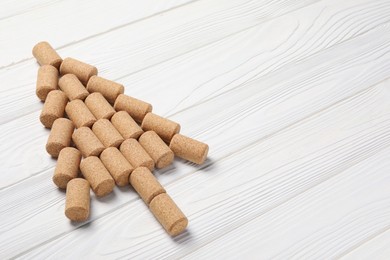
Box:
94, 189, 117, 203
172, 229, 194, 244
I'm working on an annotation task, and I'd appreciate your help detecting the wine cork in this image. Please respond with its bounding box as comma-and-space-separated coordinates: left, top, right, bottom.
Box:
130, 167, 165, 204
169, 134, 209, 164
36, 65, 58, 101
65, 99, 96, 128
120, 139, 154, 171
92, 119, 124, 148
40, 90, 68, 128
149, 193, 188, 236
114, 94, 152, 123
86, 76, 124, 104
46, 118, 74, 157
53, 147, 81, 189
32, 41, 62, 69
58, 74, 89, 101
111, 111, 143, 139
65, 178, 90, 221
72, 127, 105, 157
80, 156, 115, 197
100, 147, 133, 186
139, 131, 174, 169
85, 93, 115, 120
60, 57, 98, 85
141, 113, 180, 143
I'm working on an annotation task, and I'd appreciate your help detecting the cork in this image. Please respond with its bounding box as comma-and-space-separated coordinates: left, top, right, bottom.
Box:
80, 156, 115, 197
36, 65, 58, 101
141, 113, 180, 143
65, 99, 96, 128
40, 90, 68, 128
60, 57, 98, 85
114, 94, 152, 123
169, 134, 209, 164
32, 41, 62, 69
139, 131, 174, 169
120, 139, 155, 171
92, 119, 124, 148
111, 111, 143, 139
53, 147, 81, 189
58, 74, 89, 101
100, 147, 133, 186
46, 118, 74, 157
149, 193, 188, 236
85, 93, 115, 120
86, 76, 124, 104
65, 178, 90, 221
72, 127, 105, 157
130, 167, 165, 204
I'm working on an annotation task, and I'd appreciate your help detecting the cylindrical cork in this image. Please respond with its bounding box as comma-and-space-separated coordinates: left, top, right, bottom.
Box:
40, 90, 68, 128
85, 93, 115, 120
65, 99, 96, 128
139, 131, 174, 169
65, 178, 90, 221
86, 76, 124, 104
149, 193, 188, 236
111, 111, 143, 139
80, 156, 115, 197
120, 139, 154, 171
60, 57, 98, 85
32, 41, 62, 69
100, 147, 133, 186
46, 118, 74, 157
114, 94, 152, 123
58, 74, 89, 101
92, 119, 124, 148
130, 167, 165, 204
169, 134, 209, 164
36, 65, 58, 101
53, 147, 81, 189
72, 127, 105, 157
141, 113, 180, 143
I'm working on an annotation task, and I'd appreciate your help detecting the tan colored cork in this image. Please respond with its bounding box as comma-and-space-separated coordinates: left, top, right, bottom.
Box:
60, 57, 98, 85
36, 65, 58, 101
100, 147, 133, 186
58, 74, 89, 101
139, 131, 174, 169
169, 134, 209, 164
92, 119, 124, 148
65, 178, 90, 221
72, 127, 105, 158
40, 90, 68, 128
32, 41, 62, 69
114, 94, 152, 123
80, 156, 115, 197
141, 113, 180, 143
85, 93, 115, 120
53, 147, 81, 189
130, 167, 165, 204
149, 193, 188, 236
65, 99, 96, 128
86, 76, 124, 104
46, 118, 74, 157
111, 111, 143, 139
120, 139, 155, 171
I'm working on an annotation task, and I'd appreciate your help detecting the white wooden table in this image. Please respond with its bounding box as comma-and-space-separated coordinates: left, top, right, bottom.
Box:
1, 0, 390, 259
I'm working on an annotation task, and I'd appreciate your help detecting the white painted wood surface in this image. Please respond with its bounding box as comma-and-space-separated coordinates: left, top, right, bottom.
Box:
1, 0, 390, 259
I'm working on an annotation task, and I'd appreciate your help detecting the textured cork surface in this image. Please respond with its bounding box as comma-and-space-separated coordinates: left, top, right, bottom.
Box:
120, 138, 155, 171
85, 92, 115, 120
141, 113, 180, 143
149, 193, 188, 236
40, 90, 68, 128
53, 147, 81, 189
72, 127, 105, 158
58, 74, 89, 101
60, 57, 98, 85
32, 41, 62, 69
80, 156, 115, 197
46, 118, 74, 157
65, 178, 90, 222
36, 65, 58, 101
65, 99, 96, 128
86, 76, 124, 104
114, 94, 152, 123
100, 147, 133, 186
111, 111, 143, 139
130, 167, 165, 204
92, 119, 124, 148
139, 131, 174, 169
169, 134, 209, 164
